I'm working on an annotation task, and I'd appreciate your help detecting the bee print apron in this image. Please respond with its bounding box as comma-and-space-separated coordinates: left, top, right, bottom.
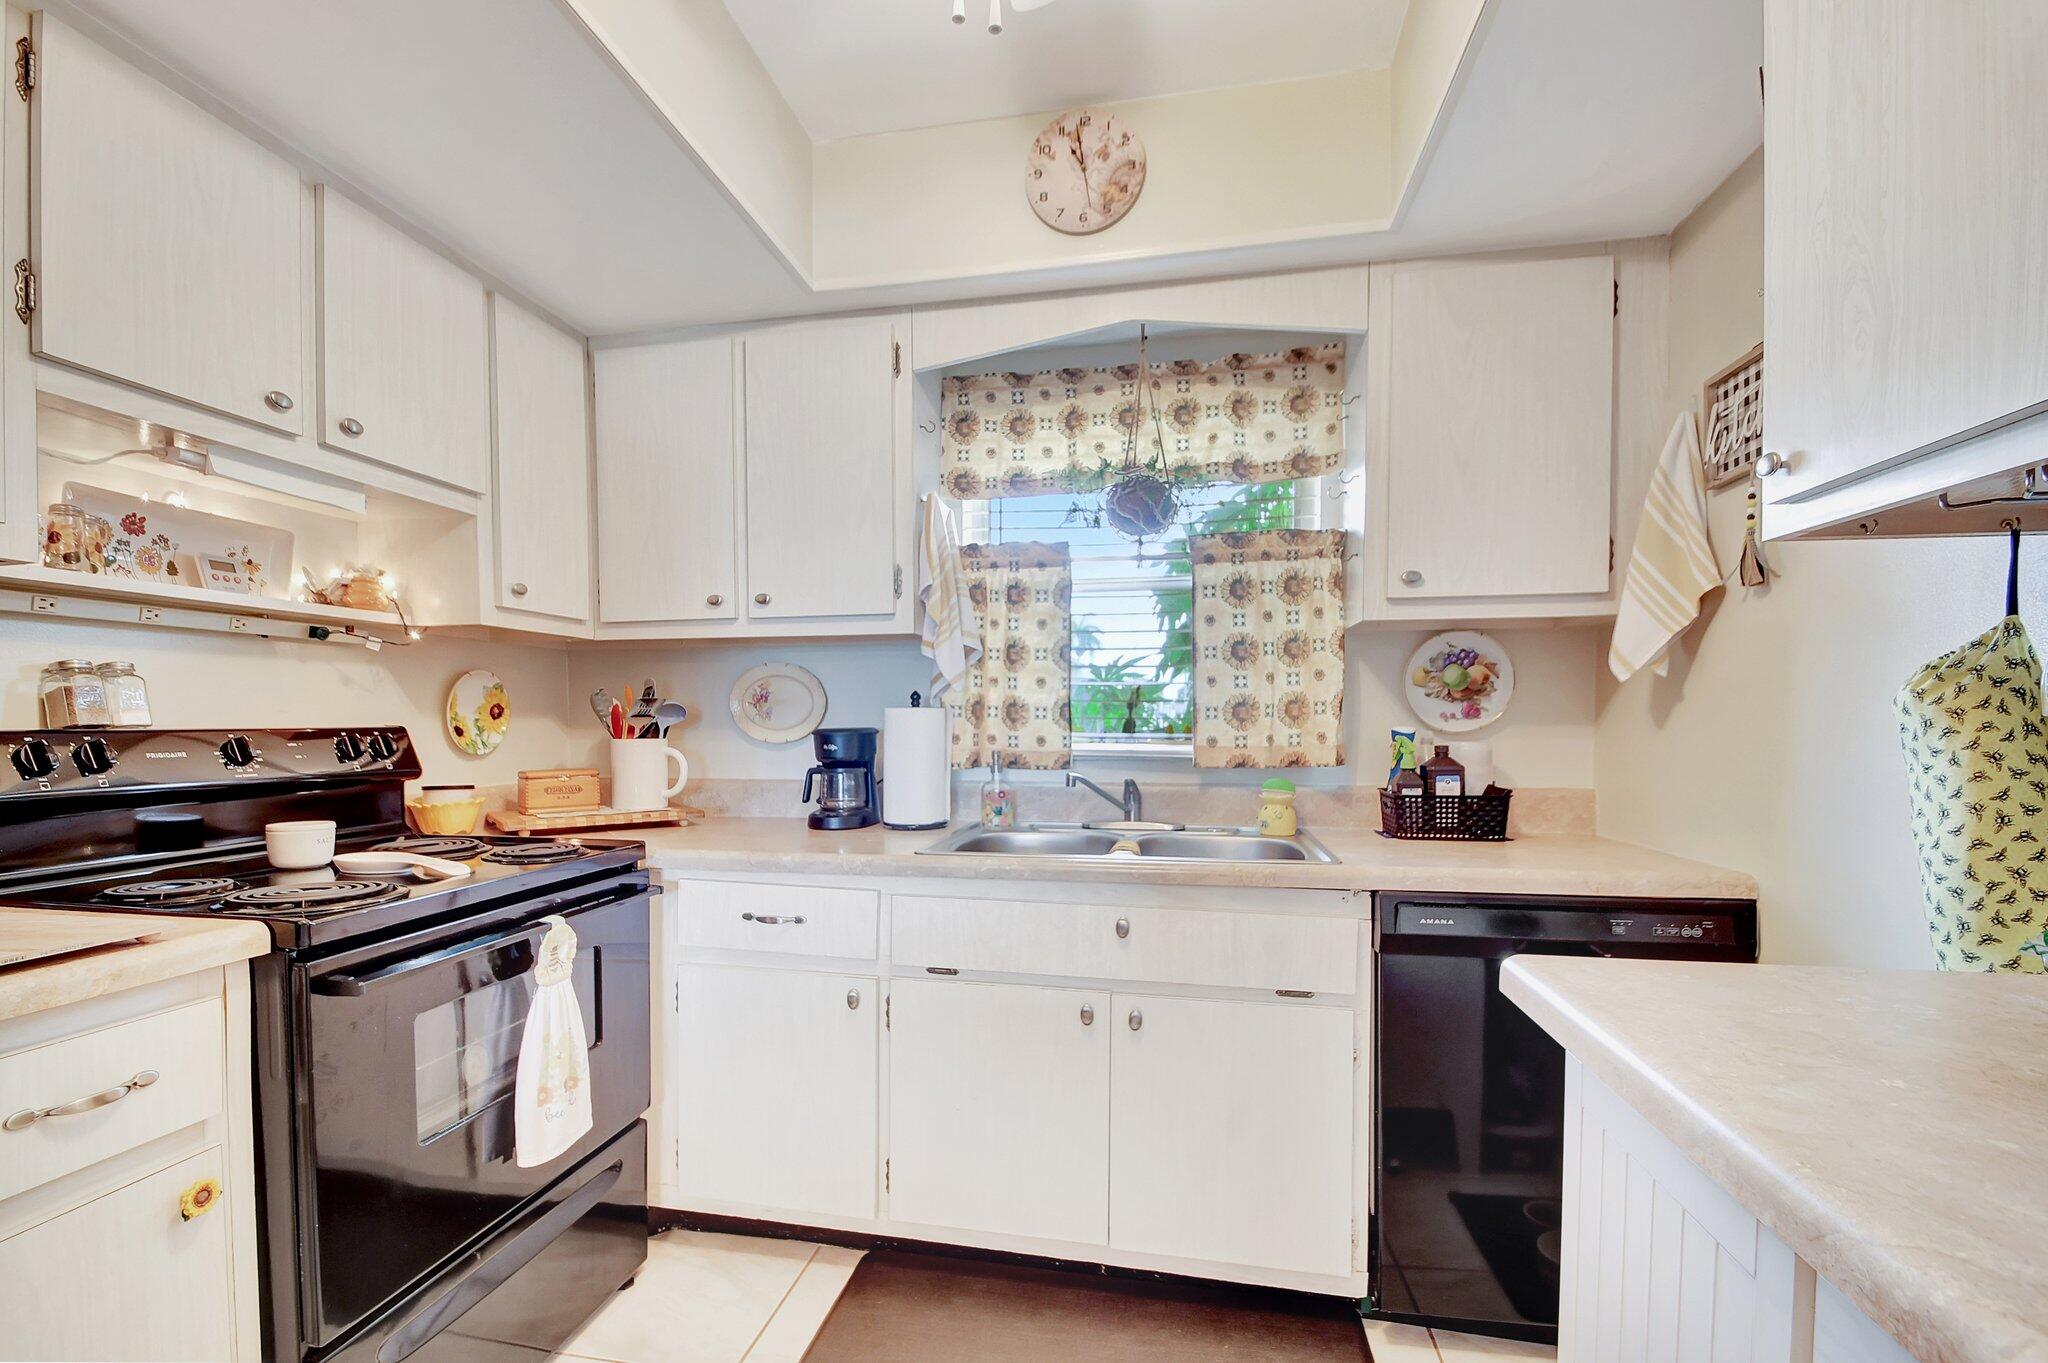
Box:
1895, 530, 2048, 972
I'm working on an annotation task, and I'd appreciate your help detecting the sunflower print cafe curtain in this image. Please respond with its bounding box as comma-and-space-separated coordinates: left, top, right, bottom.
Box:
1190, 531, 1346, 769
947, 542, 1073, 770
940, 342, 1346, 500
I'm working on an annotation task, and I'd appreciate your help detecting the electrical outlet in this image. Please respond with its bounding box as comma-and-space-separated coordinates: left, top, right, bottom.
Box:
228, 616, 251, 633
30, 594, 57, 613
138, 607, 162, 624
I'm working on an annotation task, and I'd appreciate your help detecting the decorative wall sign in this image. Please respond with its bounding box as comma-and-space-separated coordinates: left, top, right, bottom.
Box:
1701, 343, 1763, 488
1026, 107, 1145, 235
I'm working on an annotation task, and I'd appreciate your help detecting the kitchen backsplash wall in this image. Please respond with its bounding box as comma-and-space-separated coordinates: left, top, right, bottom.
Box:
0, 618, 575, 787
564, 625, 1600, 793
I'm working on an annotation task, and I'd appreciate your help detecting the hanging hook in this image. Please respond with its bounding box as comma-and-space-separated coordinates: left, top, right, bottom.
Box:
918, 419, 938, 434
1340, 391, 1362, 408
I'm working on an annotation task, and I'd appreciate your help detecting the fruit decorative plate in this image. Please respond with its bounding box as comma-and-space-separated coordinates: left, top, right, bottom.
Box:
446, 670, 511, 756
728, 663, 828, 744
1405, 631, 1513, 732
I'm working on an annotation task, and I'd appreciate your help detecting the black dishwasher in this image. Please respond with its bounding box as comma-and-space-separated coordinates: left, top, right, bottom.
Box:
1370, 892, 1757, 1344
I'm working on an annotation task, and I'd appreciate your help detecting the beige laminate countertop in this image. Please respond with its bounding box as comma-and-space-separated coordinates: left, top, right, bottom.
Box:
0, 909, 270, 1024
1502, 956, 2048, 1363
636, 818, 1757, 900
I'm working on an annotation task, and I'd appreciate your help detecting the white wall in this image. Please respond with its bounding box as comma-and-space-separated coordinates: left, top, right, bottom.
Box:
0, 617, 575, 787
1594, 148, 2013, 968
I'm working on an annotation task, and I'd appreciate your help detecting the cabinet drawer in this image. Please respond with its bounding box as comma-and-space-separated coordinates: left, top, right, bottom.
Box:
891, 896, 1358, 994
676, 881, 880, 959
0, 1000, 225, 1203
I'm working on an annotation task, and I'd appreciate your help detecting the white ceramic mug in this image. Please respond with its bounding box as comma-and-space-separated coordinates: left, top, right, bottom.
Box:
610, 738, 688, 812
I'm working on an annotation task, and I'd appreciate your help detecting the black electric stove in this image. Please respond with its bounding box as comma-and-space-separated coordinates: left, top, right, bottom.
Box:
0, 728, 653, 1363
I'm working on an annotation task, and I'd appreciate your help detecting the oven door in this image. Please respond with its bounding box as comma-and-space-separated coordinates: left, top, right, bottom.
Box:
297, 876, 651, 1350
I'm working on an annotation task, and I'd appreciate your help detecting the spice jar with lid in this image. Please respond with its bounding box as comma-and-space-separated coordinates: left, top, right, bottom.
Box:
39, 660, 110, 728
95, 661, 152, 728
41, 504, 92, 572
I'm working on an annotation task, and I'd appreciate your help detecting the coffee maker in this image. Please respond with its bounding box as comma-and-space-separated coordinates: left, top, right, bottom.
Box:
802, 727, 881, 830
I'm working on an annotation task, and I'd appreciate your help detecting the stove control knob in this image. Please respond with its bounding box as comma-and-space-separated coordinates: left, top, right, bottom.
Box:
218, 735, 257, 769
365, 732, 399, 763
72, 736, 116, 777
333, 732, 366, 764
11, 737, 58, 781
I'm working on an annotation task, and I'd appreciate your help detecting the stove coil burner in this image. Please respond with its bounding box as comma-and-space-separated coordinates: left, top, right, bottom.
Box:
221, 880, 408, 915
481, 840, 590, 866
370, 836, 488, 861
99, 877, 239, 907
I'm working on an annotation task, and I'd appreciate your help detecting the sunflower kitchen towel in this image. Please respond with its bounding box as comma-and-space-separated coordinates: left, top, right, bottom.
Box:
515, 915, 593, 1165
1610, 413, 1722, 682
1896, 599, 2048, 973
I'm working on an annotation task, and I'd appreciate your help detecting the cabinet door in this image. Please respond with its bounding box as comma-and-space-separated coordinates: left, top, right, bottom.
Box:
673, 964, 877, 1220
31, 14, 303, 435
0, 1145, 235, 1361
593, 338, 738, 623
490, 296, 591, 623
888, 979, 1109, 1245
1110, 994, 1353, 1276
742, 319, 899, 619
1763, 0, 2048, 505
1383, 255, 1613, 599
317, 187, 490, 491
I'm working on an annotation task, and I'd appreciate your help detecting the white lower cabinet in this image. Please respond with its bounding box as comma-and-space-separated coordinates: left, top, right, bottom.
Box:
673, 962, 878, 1220
0, 1146, 235, 1362
1109, 993, 1355, 1277
888, 978, 1110, 1245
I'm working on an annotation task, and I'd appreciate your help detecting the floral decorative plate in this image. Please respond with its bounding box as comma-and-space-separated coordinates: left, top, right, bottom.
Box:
446, 670, 511, 756
728, 663, 827, 744
1405, 631, 1513, 732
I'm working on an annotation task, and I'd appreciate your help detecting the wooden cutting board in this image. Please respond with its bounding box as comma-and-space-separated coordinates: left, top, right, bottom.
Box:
486, 806, 698, 836
0, 911, 156, 969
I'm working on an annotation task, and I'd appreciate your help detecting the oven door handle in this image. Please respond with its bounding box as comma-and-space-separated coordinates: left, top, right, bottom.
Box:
311, 883, 642, 997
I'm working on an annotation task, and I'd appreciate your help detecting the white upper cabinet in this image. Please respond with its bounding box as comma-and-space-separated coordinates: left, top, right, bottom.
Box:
1378, 254, 1615, 602
1762, 0, 2048, 523
592, 337, 739, 624
317, 187, 490, 492
742, 317, 901, 620
489, 296, 591, 624
29, 14, 304, 436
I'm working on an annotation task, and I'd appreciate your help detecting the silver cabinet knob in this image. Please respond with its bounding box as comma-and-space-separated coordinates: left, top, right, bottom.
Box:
1080, 1003, 1094, 1026
339, 417, 364, 437
1757, 450, 1789, 476
1127, 1007, 1143, 1032
264, 390, 294, 412
707, 594, 724, 607
754, 592, 770, 605
1115, 916, 1130, 940
1400, 570, 1423, 586
509, 582, 528, 597
846, 987, 861, 1010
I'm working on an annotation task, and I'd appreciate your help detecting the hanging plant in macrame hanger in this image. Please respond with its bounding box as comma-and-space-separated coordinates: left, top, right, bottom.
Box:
1100, 324, 1182, 541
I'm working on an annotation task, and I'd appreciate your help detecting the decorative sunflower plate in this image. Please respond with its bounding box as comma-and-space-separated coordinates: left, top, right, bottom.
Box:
1405, 631, 1513, 732
447, 670, 511, 756
728, 663, 827, 743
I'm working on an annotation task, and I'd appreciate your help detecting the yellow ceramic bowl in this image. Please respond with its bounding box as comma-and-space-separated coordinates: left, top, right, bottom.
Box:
406, 797, 485, 837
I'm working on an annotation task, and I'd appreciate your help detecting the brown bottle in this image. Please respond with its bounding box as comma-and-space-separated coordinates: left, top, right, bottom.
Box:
1420, 744, 1466, 798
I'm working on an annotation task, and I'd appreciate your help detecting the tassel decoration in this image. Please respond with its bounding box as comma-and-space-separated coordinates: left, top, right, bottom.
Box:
1738, 478, 1771, 587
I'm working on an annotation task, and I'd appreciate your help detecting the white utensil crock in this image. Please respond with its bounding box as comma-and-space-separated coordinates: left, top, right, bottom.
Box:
609, 739, 687, 812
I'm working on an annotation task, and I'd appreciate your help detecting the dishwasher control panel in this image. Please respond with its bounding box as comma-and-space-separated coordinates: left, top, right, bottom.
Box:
1383, 896, 1756, 951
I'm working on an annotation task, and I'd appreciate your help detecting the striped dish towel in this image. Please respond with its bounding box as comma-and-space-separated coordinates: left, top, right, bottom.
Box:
1609, 413, 1722, 682
917, 492, 982, 695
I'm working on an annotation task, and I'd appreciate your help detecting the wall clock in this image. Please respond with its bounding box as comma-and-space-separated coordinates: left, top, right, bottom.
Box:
1026, 107, 1145, 235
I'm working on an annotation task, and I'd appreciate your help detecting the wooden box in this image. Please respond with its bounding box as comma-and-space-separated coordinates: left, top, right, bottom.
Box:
516, 768, 602, 814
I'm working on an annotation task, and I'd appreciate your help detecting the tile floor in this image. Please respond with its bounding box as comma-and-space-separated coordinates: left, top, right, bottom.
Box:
511, 1229, 1555, 1363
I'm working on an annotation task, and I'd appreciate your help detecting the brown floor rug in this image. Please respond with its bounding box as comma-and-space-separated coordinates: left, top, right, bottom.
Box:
803, 1250, 1370, 1363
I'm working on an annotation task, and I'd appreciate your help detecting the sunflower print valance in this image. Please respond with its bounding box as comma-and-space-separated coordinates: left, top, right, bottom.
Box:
1191, 531, 1346, 769
947, 541, 1073, 770
940, 342, 1346, 501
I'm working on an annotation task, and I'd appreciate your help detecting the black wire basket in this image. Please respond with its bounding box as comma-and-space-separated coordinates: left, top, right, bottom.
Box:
1378, 787, 1514, 841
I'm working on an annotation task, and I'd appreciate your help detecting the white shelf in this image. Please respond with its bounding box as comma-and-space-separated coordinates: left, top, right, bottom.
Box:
0, 563, 409, 632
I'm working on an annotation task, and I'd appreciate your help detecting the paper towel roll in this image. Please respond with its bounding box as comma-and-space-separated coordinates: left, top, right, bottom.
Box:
882, 705, 952, 829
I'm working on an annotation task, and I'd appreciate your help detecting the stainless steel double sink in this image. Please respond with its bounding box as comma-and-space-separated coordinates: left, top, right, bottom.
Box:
919, 822, 1338, 865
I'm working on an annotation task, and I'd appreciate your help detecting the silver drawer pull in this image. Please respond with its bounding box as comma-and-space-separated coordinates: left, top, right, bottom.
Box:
846, 987, 861, 1010
264, 390, 294, 412
1127, 1008, 1143, 1031
338, 416, 364, 437
5, 1069, 160, 1132
1080, 1003, 1094, 1026
1115, 916, 1130, 940
741, 913, 804, 925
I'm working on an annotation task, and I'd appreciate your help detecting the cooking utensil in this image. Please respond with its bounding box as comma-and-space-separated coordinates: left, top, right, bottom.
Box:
608, 701, 625, 740
589, 690, 617, 732
331, 851, 472, 882
651, 700, 688, 736
629, 680, 657, 727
